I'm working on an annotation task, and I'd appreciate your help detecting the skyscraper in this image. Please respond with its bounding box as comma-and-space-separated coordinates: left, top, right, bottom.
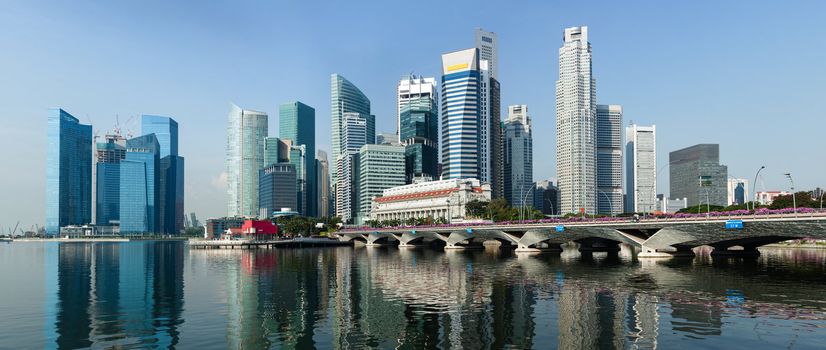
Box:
357, 144, 406, 223
331, 74, 373, 185
141, 115, 184, 234
397, 75, 437, 138
596, 105, 623, 215
625, 124, 657, 213
95, 134, 126, 226
226, 103, 268, 217
46, 108, 93, 235
727, 178, 749, 206
259, 163, 297, 218
399, 86, 438, 183
475, 28, 498, 80
441, 48, 481, 180
335, 113, 369, 223
669, 144, 728, 207
556, 26, 597, 215
316, 150, 331, 217
279, 101, 316, 217
504, 105, 533, 207
120, 134, 160, 234
476, 29, 503, 197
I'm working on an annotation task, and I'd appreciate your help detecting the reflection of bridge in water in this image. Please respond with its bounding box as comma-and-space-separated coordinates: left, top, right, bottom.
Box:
338, 214, 826, 257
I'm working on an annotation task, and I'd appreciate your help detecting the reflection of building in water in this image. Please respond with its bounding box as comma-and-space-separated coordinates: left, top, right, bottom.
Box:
627, 293, 659, 349
56, 244, 94, 349
669, 299, 723, 337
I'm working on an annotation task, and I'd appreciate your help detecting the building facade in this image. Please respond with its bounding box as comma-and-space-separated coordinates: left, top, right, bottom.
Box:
397, 75, 437, 140
625, 124, 657, 213
370, 178, 492, 223
475, 29, 503, 198
504, 105, 533, 207
259, 163, 297, 218
46, 108, 93, 235
357, 144, 406, 223
331, 74, 373, 186
226, 104, 268, 217
120, 134, 160, 234
335, 113, 369, 223
556, 26, 597, 215
727, 178, 749, 206
399, 95, 438, 183
440, 48, 481, 180
95, 135, 126, 226
596, 105, 623, 215
657, 197, 688, 213
279, 101, 316, 217
142, 115, 184, 235
669, 144, 728, 207
316, 150, 331, 217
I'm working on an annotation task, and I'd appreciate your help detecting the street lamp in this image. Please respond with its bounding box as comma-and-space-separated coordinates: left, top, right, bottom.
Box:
545, 198, 555, 216
784, 173, 796, 215
597, 189, 615, 217
519, 183, 536, 221
751, 166, 765, 211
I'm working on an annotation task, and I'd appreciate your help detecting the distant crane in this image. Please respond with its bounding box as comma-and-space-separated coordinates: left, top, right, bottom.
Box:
11, 221, 19, 237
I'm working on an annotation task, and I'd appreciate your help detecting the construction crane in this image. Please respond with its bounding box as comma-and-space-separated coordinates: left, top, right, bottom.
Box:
11, 221, 19, 237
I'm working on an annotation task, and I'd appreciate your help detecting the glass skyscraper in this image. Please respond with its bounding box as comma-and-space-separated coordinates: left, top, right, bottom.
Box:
226, 104, 268, 217
46, 108, 93, 235
279, 101, 316, 217
331, 74, 373, 186
95, 136, 126, 226
120, 134, 160, 234
596, 105, 623, 216
141, 115, 184, 234
504, 105, 533, 207
357, 144, 406, 223
399, 96, 438, 183
669, 144, 728, 207
440, 48, 481, 180
335, 113, 369, 223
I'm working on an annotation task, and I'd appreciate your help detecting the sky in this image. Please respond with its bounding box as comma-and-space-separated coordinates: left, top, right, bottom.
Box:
1, 0, 825, 230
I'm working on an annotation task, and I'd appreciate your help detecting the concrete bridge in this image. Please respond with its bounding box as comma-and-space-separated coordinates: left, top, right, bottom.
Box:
337, 213, 826, 258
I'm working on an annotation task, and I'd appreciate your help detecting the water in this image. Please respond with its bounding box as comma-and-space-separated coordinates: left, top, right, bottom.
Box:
1, 242, 826, 349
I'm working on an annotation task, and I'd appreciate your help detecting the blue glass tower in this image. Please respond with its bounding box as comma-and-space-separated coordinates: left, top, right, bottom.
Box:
440, 49, 481, 180
400, 96, 439, 183
95, 137, 126, 225
141, 115, 184, 235
46, 108, 93, 235
120, 134, 159, 234
279, 101, 316, 217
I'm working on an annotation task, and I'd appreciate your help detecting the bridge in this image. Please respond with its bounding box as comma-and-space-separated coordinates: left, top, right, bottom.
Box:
337, 213, 826, 258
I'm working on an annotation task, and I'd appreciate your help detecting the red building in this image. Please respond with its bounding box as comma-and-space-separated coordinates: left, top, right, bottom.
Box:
241, 220, 278, 241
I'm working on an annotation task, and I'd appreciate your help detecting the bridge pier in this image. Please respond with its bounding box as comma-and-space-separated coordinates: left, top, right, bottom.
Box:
710, 245, 761, 257
515, 243, 562, 253
577, 238, 620, 253
638, 245, 696, 259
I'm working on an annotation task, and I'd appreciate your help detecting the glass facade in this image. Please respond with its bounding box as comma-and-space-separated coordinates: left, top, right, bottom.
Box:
280, 101, 316, 216
440, 48, 481, 180
400, 96, 438, 182
46, 108, 93, 235
120, 134, 160, 234
596, 105, 623, 215
331, 74, 373, 189
259, 163, 297, 217
669, 144, 728, 207
141, 115, 184, 235
504, 105, 533, 207
357, 144, 406, 222
226, 104, 268, 217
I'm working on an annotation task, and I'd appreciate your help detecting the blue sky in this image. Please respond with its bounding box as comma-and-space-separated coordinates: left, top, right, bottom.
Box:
1, 0, 824, 228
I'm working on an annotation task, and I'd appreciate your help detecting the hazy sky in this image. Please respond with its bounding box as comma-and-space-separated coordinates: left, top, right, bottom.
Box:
2, 0, 825, 229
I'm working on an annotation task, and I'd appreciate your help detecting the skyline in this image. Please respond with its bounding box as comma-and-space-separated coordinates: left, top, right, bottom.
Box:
2, 1, 826, 227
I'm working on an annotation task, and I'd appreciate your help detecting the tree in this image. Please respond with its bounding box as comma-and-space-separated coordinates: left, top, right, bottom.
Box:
770, 191, 817, 209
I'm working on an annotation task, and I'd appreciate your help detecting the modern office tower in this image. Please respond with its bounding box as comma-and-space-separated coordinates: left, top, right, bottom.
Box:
264, 137, 286, 167
46, 108, 93, 235
475, 28, 498, 80
357, 144, 406, 223
316, 150, 331, 217
141, 115, 184, 234
504, 105, 533, 207
397, 75, 437, 137
259, 163, 297, 218
335, 113, 369, 223
120, 134, 160, 234
441, 48, 481, 180
331, 74, 373, 186
556, 26, 597, 215
95, 134, 126, 225
727, 178, 749, 205
534, 180, 548, 213
669, 144, 728, 207
226, 103, 268, 217
546, 183, 561, 215
376, 132, 399, 145
596, 105, 623, 215
625, 124, 657, 213
400, 96, 439, 183
279, 101, 316, 217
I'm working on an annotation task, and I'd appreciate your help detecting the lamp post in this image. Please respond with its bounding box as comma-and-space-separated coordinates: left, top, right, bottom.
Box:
784, 173, 796, 216
751, 166, 765, 211
545, 198, 555, 217
820, 190, 824, 211
520, 183, 536, 221
597, 189, 615, 217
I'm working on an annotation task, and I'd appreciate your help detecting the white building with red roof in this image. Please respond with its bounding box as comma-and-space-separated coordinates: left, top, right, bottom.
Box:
371, 178, 491, 223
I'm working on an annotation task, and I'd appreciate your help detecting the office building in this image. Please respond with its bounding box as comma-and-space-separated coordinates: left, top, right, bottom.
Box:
95, 135, 126, 226
727, 178, 749, 206
331, 74, 373, 186
371, 178, 492, 223
264, 136, 288, 167
504, 105, 533, 207
258, 163, 297, 218
556, 26, 597, 215
596, 105, 623, 215
142, 115, 184, 235
475, 28, 498, 80
475, 29, 503, 197
657, 197, 688, 213
625, 124, 657, 213
279, 101, 316, 216
440, 48, 481, 180
397, 75, 437, 137
669, 144, 728, 207
357, 144, 406, 223
120, 134, 160, 234
46, 108, 93, 235
316, 150, 331, 217
534, 180, 559, 215
376, 131, 399, 145
399, 93, 438, 183
335, 113, 369, 223
226, 103, 268, 217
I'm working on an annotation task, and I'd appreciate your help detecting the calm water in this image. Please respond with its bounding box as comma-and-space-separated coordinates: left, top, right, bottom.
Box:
1, 242, 826, 349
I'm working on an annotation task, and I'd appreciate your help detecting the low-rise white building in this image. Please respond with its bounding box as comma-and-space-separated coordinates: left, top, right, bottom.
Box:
657, 197, 688, 213
756, 191, 791, 205
370, 178, 491, 223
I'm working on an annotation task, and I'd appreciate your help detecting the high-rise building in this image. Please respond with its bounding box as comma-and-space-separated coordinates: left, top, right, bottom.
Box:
376, 131, 398, 145
316, 150, 331, 217
399, 93, 438, 183
596, 105, 623, 215
504, 105, 533, 207
441, 48, 481, 180
264, 137, 288, 167
669, 144, 728, 207
397, 75, 437, 138
475, 28, 498, 80
279, 101, 316, 217
226, 104, 268, 217
141, 115, 184, 235
475, 29, 504, 198
727, 178, 749, 206
335, 113, 369, 223
534, 180, 560, 215
625, 124, 657, 213
556, 26, 597, 215
46, 108, 93, 235
120, 134, 160, 234
331, 74, 373, 185
258, 163, 297, 218
357, 144, 406, 223
95, 135, 126, 226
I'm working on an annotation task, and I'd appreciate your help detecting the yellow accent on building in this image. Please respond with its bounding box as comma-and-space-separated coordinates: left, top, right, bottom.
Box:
447, 63, 468, 72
